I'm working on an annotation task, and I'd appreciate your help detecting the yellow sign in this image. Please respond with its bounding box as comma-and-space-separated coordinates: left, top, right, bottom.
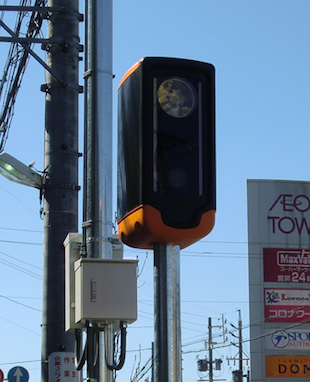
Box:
266, 356, 310, 377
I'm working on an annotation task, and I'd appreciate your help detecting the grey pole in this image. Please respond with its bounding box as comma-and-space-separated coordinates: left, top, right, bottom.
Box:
238, 310, 243, 380
208, 317, 213, 382
83, 0, 113, 381
41, 0, 81, 381
153, 244, 182, 382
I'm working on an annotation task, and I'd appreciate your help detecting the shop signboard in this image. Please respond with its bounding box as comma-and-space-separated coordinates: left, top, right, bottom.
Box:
265, 328, 310, 350
248, 180, 310, 382
264, 288, 310, 323
265, 355, 310, 378
263, 248, 310, 283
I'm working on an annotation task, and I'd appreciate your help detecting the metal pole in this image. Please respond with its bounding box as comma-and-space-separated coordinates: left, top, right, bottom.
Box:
41, 0, 80, 381
83, 0, 113, 381
153, 244, 182, 382
208, 317, 213, 382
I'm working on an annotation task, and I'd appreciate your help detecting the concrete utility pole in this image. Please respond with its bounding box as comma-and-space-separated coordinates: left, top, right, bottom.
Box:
228, 310, 249, 382
208, 317, 213, 382
41, 0, 81, 381
238, 310, 243, 376
197, 316, 226, 380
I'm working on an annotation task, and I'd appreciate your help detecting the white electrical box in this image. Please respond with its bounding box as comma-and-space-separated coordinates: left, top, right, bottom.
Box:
64, 232, 128, 331
74, 258, 138, 325
64, 232, 84, 332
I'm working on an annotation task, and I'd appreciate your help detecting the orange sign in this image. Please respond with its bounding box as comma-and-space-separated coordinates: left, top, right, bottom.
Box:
266, 356, 310, 377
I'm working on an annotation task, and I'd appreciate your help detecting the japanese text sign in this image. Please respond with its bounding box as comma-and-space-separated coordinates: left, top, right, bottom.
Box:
265, 288, 310, 323
263, 248, 310, 283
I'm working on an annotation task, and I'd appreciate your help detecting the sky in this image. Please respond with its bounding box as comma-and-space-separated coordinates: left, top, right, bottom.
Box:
0, 1, 310, 381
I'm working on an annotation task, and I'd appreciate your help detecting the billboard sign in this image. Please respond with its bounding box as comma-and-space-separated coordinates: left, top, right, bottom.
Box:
263, 248, 310, 283
265, 355, 310, 378
265, 328, 310, 350
268, 193, 310, 236
264, 288, 310, 322
248, 180, 310, 381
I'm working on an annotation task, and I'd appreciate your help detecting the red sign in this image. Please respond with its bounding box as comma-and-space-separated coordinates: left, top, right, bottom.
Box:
265, 305, 310, 322
264, 288, 310, 323
264, 248, 310, 283
0, 369, 3, 382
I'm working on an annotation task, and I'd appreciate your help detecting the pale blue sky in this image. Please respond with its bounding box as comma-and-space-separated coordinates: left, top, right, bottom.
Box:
0, 1, 310, 381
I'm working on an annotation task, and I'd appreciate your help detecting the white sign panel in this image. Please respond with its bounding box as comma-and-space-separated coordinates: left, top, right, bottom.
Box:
48, 352, 78, 382
265, 288, 310, 306
247, 180, 310, 382
268, 194, 310, 235
265, 328, 310, 351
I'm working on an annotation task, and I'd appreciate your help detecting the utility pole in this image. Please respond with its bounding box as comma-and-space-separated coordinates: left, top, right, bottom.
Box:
41, 0, 82, 381
238, 310, 243, 375
228, 310, 249, 382
208, 317, 213, 382
197, 316, 226, 382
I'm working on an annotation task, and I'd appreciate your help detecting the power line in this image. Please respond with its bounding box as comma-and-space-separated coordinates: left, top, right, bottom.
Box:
0, 250, 42, 270
0, 239, 42, 245
0, 184, 40, 215
0, 316, 40, 336
0, 257, 42, 279
0, 0, 45, 151
0, 226, 42, 233
0, 294, 41, 311
0, 360, 40, 365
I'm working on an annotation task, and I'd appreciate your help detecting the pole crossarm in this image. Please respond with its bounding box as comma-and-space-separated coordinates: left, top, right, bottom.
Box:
0, 18, 63, 83
0, 36, 83, 51
0, 5, 83, 20
0, 36, 49, 43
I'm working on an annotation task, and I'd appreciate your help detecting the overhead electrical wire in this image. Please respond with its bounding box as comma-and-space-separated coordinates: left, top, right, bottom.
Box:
0, 257, 42, 278
0, 315, 40, 335
0, 238, 42, 245
0, 226, 42, 233
0, 0, 46, 151
0, 247, 42, 280
0, 294, 41, 311
0, 184, 40, 215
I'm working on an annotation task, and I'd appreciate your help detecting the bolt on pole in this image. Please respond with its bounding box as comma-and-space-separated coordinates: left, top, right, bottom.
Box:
41, 0, 81, 381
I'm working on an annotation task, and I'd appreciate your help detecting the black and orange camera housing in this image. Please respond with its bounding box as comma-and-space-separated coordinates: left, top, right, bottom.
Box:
117, 57, 215, 249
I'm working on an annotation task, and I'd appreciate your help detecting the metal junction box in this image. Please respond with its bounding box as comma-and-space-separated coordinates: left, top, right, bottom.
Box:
74, 258, 138, 325
64, 232, 84, 332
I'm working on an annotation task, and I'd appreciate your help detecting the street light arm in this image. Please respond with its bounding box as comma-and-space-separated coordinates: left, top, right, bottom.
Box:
0, 152, 43, 188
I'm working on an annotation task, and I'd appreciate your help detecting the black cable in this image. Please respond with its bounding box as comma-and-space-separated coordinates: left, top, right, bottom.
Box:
106, 321, 127, 371
74, 329, 86, 371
